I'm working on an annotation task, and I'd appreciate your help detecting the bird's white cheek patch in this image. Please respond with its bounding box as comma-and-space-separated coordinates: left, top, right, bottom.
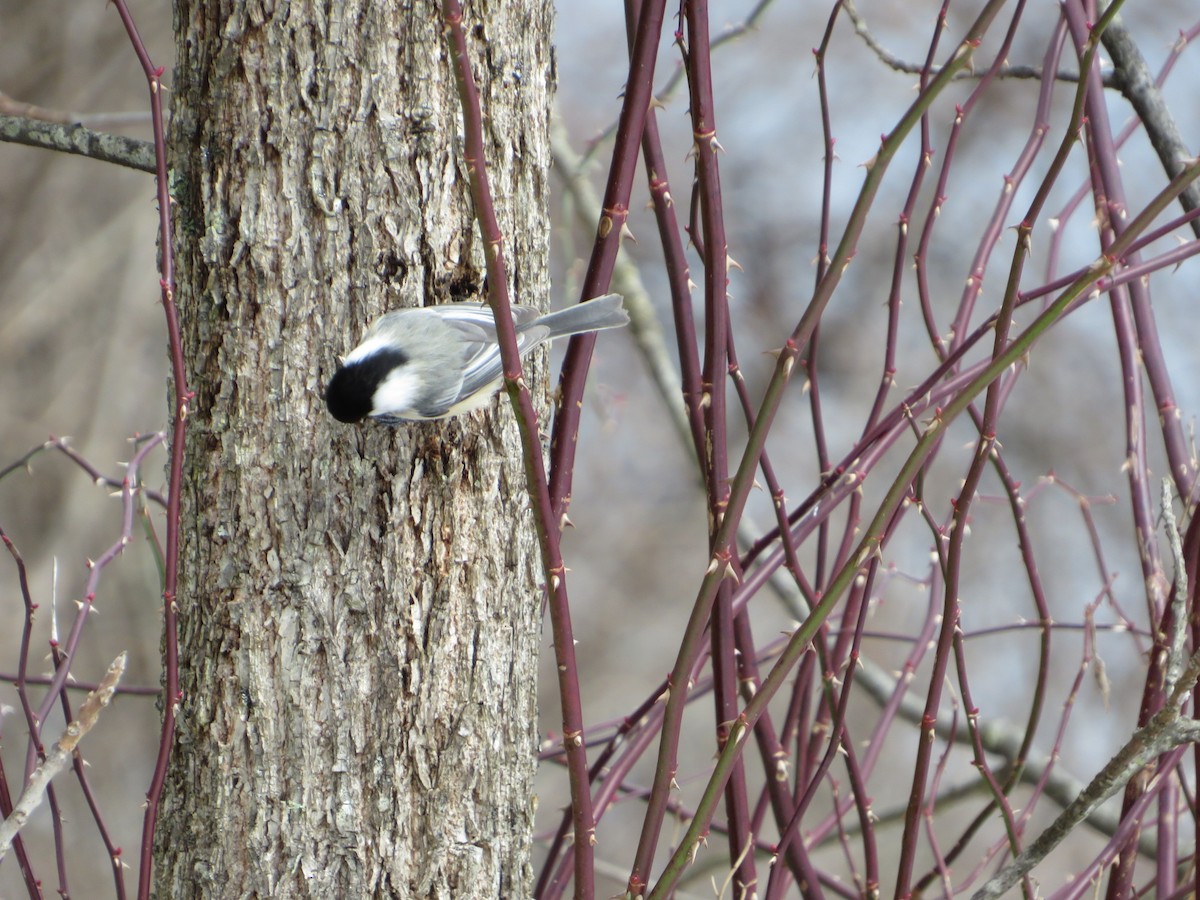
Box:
372, 368, 423, 418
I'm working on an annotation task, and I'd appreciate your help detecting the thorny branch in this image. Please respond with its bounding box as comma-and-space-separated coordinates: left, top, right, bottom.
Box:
7, 1, 1200, 897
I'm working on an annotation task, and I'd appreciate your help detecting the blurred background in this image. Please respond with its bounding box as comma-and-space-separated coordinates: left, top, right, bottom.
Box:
3, 0, 1200, 895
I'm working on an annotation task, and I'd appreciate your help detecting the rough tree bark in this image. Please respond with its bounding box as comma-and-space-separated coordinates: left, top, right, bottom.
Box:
157, 1, 554, 896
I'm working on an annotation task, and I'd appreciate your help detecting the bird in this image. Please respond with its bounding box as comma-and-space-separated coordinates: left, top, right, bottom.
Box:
325, 293, 628, 423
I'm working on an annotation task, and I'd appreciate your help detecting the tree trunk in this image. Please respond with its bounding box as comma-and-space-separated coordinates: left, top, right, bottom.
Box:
158, 1, 554, 896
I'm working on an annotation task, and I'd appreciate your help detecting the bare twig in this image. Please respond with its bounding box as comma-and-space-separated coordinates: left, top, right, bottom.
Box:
842, 0, 1110, 86
441, 1, 601, 890
1163, 479, 1190, 697
0, 90, 152, 128
974, 463, 1200, 896
0, 113, 154, 172
852, 654, 1159, 857
581, 0, 777, 159
99, 3, 189, 897
972, 713, 1200, 899
550, 120, 692, 457
0, 653, 127, 860
0, 436, 168, 508
0, 670, 159, 697
1101, 14, 1200, 237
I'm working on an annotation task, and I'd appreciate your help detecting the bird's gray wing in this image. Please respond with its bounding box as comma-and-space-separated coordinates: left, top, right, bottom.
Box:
453, 323, 551, 406
405, 304, 547, 415
424, 303, 549, 410
414, 368, 469, 419
422, 303, 542, 331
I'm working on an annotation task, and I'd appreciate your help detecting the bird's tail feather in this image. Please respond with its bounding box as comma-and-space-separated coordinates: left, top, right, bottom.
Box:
532, 293, 629, 339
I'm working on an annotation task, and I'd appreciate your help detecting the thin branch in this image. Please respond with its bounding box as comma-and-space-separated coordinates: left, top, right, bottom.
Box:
0, 436, 168, 508
852, 654, 1160, 857
1163, 479, 1190, 697
842, 0, 1111, 86
1101, 14, 1200, 237
101, 2, 190, 896
648, 1, 1018, 894
0, 653, 127, 860
972, 715, 1200, 899
582, 0, 777, 158
440, 2, 600, 892
547, 0, 667, 525
0, 90, 152, 128
549, 121, 693, 459
0, 671, 159, 698
0, 113, 154, 172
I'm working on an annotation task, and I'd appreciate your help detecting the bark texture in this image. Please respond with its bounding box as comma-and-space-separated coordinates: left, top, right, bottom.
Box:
158, 1, 554, 896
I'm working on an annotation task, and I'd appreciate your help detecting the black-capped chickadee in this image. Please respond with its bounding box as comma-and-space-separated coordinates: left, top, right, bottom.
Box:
325, 293, 628, 423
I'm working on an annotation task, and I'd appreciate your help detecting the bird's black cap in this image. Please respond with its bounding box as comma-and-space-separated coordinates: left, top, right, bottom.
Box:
325, 348, 409, 423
